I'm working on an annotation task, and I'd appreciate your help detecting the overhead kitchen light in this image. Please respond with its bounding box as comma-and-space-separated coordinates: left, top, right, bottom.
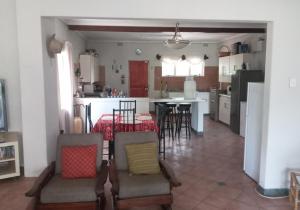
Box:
164, 23, 190, 50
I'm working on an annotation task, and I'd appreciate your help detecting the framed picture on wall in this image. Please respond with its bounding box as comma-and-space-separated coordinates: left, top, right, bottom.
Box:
0, 80, 7, 131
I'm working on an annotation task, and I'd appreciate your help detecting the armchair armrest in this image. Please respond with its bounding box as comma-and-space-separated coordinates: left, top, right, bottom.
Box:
159, 159, 181, 187
109, 160, 119, 195
25, 161, 55, 197
95, 160, 109, 196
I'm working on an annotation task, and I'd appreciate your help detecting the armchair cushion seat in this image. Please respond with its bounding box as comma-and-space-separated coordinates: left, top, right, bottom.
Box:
118, 171, 170, 199
40, 175, 97, 204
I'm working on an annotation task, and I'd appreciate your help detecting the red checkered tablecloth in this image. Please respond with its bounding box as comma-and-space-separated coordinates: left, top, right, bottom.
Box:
92, 113, 158, 141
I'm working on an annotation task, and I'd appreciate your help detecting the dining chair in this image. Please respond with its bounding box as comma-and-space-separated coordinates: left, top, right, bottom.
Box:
109, 108, 136, 159
119, 100, 136, 114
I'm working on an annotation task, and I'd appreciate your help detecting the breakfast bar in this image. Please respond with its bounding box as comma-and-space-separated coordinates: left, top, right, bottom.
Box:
150, 97, 206, 135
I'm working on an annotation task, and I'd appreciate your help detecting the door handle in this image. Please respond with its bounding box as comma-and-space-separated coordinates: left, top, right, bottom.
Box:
145, 87, 148, 91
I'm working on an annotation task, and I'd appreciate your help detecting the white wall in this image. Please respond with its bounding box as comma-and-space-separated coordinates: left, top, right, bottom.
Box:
219, 34, 266, 70
87, 41, 218, 97
0, 0, 22, 132
12, 0, 300, 191
41, 17, 86, 163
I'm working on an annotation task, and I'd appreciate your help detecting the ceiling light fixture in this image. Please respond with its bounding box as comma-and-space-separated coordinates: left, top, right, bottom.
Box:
164, 23, 190, 50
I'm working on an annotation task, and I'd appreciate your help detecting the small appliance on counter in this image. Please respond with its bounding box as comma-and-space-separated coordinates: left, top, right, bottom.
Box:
226, 85, 232, 95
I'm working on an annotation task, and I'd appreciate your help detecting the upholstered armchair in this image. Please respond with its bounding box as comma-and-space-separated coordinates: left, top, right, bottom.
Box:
26, 133, 108, 210
109, 132, 181, 210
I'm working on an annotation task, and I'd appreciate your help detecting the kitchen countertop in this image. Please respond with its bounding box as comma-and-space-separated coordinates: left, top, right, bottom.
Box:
75, 97, 149, 101
219, 94, 231, 98
149, 97, 206, 103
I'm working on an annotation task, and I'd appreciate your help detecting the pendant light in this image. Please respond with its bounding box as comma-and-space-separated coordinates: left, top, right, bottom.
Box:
164, 23, 190, 49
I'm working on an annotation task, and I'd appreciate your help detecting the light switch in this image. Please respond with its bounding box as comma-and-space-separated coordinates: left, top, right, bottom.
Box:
289, 78, 297, 88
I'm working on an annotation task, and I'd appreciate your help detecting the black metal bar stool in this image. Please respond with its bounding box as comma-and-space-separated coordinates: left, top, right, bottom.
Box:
176, 103, 192, 139
157, 103, 168, 159
166, 103, 177, 140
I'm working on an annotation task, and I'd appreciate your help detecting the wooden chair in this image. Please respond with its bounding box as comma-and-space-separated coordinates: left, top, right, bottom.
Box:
109, 132, 181, 210
25, 133, 108, 210
290, 172, 300, 210
119, 100, 136, 114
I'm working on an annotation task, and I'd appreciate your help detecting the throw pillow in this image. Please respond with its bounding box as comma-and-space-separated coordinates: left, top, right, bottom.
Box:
61, 144, 97, 178
125, 142, 160, 175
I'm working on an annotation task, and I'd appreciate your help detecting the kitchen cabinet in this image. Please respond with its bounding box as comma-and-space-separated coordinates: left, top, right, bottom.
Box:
196, 92, 210, 114
229, 53, 253, 75
219, 56, 231, 83
219, 94, 231, 125
209, 89, 219, 121
80, 54, 98, 83
219, 53, 253, 83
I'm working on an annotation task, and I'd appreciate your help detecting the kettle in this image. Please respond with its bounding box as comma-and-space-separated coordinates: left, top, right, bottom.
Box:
226, 85, 232, 95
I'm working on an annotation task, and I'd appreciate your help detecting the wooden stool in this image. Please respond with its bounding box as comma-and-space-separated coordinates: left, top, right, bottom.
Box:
290, 172, 300, 210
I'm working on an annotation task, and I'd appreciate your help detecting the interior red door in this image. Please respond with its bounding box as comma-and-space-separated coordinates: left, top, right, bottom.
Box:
129, 61, 148, 97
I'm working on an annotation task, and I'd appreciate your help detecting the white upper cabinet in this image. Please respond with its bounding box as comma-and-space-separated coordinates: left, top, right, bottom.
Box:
80, 54, 98, 83
219, 56, 231, 83
229, 53, 253, 75
219, 53, 253, 83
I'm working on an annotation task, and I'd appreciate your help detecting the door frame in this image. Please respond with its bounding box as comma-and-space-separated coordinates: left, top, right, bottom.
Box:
128, 60, 149, 97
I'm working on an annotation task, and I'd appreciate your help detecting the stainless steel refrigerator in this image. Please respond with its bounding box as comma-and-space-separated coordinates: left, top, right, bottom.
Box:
230, 70, 264, 134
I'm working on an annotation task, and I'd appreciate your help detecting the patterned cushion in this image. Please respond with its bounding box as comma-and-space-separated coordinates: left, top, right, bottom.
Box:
125, 142, 160, 175
115, 132, 158, 170
62, 145, 97, 178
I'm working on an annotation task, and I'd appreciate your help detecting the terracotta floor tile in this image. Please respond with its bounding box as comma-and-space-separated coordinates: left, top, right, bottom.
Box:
226, 200, 260, 210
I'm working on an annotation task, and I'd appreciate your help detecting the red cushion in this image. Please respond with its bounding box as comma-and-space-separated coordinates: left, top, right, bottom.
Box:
61, 144, 97, 179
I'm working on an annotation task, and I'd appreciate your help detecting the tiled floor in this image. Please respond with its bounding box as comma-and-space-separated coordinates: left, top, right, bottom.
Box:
0, 117, 292, 210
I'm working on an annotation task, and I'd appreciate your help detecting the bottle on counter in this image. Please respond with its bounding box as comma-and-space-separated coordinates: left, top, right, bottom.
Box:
160, 80, 163, 98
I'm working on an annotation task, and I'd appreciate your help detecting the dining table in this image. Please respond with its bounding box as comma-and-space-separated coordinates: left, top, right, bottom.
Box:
92, 113, 158, 141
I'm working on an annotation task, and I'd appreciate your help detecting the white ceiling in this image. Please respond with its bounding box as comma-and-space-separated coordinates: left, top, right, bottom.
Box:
60, 18, 266, 43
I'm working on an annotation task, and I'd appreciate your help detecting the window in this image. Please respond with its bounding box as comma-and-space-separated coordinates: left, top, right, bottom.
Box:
161, 57, 205, 77
56, 42, 74, 133
162, 60, 175, 76
190, 62, 204, 76
175, 60, 190, 76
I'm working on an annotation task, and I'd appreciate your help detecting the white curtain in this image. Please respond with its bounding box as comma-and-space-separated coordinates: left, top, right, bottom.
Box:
56, 41, 74, 134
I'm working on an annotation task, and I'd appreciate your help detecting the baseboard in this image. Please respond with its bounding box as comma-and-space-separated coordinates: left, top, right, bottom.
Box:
191, 128, 203, 136
256, 185, 289, 197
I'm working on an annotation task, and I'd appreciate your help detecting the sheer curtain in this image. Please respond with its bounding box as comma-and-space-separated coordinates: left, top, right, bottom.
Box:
56, 41, 74, 134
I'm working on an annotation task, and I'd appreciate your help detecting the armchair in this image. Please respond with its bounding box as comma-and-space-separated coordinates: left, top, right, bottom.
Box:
26, 133, 108, 210
109, 132, 180, 210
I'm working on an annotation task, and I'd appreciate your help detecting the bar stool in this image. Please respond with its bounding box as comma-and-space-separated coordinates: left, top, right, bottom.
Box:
166, 103, 177, 140
176, 103, 192, 139
154, 102, 167, 116
157, 104, 168, 159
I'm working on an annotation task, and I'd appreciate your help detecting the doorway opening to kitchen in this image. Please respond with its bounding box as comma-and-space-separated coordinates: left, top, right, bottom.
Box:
41, 17, 268, 186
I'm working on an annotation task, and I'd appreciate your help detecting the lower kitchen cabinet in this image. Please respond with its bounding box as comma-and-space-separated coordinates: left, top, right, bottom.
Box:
219, 95, 231, 125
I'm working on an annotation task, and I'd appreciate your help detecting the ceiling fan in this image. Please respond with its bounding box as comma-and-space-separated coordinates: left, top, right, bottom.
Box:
164, 23, 191, 49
